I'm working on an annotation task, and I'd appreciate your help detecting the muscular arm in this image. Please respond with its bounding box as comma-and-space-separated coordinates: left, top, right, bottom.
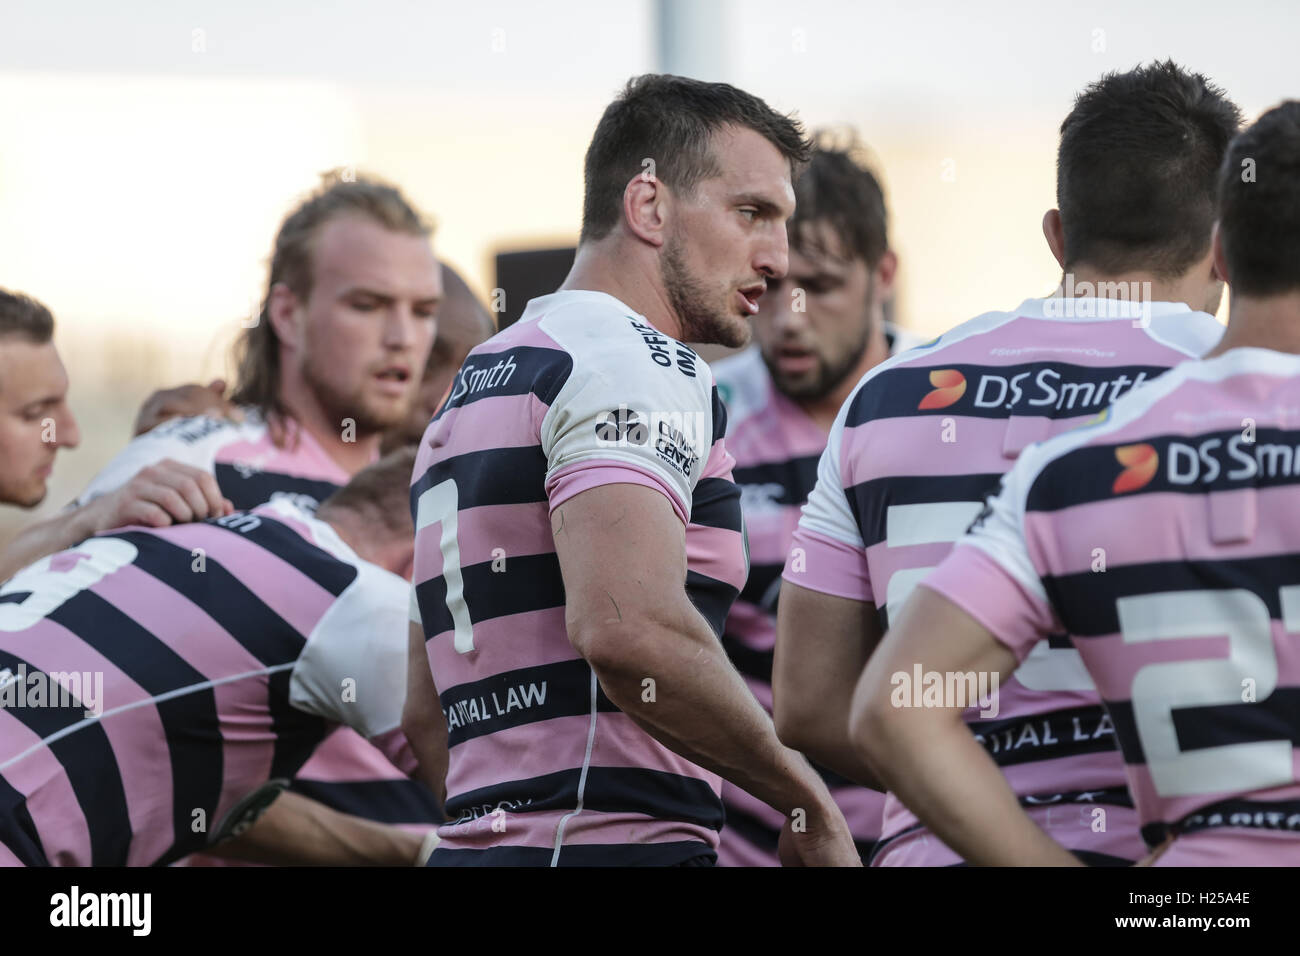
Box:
207, 790, 428, 866
552, 482, 858, 865
850, 584, 1080, 866
772, 582, 885, 790
402, 620, 449, 808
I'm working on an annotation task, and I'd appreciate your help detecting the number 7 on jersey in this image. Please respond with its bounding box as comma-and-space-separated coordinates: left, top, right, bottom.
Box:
414, 478, 475, 654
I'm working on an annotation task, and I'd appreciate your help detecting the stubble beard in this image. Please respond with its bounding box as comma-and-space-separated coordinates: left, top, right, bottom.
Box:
661, 234, 751, 349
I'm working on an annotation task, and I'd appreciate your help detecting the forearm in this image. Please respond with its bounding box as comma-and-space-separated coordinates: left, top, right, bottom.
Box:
857, 705, 1079, 866
209, 790, 424, 866
586, 614, 832, 818
785, 718, 883, 793
0, 506, 98, 582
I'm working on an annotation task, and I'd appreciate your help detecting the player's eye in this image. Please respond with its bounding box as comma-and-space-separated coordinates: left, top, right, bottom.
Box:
739, 207, 758, 223
348, 296, 382, 312
415, 306, 439, 320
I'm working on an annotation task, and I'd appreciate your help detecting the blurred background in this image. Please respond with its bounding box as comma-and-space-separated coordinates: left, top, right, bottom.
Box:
2, 0, 1297, 541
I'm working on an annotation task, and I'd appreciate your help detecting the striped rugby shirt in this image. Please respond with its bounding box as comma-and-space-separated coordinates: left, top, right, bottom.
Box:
410, 289, 747, 866
0, 499, 415, 866
925, 347, 1300, 866
785, 296, 1223, 865
711, 325, 918, 866
76, 411, 441, 851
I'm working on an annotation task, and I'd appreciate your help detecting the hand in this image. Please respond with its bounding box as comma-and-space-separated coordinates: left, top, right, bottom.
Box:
85, 459, 234, 532
778, 800, 862, 867
133, 379, 243, 436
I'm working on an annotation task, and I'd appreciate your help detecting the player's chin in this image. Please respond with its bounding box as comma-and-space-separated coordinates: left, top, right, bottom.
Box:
17, 480, 48, 509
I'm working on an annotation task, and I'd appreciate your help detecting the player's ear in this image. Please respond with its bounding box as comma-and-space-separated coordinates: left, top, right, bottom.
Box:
873, 249, 899, 299
267, 283, 303, 351
1210, 221, 1230, 285
622, 172, 668, 248
1042, 209, 1066, 269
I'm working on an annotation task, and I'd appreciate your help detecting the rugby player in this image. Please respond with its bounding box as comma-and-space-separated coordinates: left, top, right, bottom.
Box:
408, 74, 859, 866
854, 101, 1300, 866
0, 450, 437, 866
0, 290, 230, 583
75, 170, 445, 858
711, 135, 915, 865
774, 60, 1239, 865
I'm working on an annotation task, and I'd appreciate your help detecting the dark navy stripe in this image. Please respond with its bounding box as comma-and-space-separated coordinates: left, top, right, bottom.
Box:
1029, 427, 1300, 512
416, 551, 564, 640
48, 591, 224, 864
846, 361, 1169, 426
205, 512, 358, 597
690, 476, 744, 533
732, 455, 821, 506
0, 592, 30, 606
411, 445, 549, 513
721, 804, 779, 854
437, 345, 573, 416
288, 778, 444, 825
1174, 797, 1300, 836
1103, 692, 1300, 770
429, 839, 712, 867
737, 562, 782, 611
0, 649, 130, 866
709, 385, 728, 445
968, 703, 1120, 768
1045, 555, 1300, 638
686, 570, 739, 639
0, 773, 49, 866
106, 531, 311, 668
440, 658, 615, 748
447, 766, 725, 832
720, 632, 772, 684
267, 667, 329, 782
848, 472, 1004, 548
213, 465, 341, 513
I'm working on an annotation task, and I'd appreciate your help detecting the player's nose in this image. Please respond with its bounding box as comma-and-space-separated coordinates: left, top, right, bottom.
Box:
57, 407, 81, 450
753, 228, 790, 281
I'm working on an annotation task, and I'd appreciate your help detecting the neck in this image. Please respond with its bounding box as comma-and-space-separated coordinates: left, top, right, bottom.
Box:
1056, 266, 1205, 312
1206, 290, 1300, 358
277, 371, 381, 476
795, 323, 892, 434
319, 508, 393, 572
561, 240, 685, 339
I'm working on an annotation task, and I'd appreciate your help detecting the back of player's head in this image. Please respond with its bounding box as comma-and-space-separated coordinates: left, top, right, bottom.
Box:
579, 73, 811, 244
231, 170, 434, 417
1216, 101, 1300, 297
788, 132, 888, 267
317, 446, 418, 540
1057, 60, 1241, 278
0, 288, 54, 347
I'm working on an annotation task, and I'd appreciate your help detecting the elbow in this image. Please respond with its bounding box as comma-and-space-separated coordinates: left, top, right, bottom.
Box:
772, 697, 817, 754
848, 677, 895, 771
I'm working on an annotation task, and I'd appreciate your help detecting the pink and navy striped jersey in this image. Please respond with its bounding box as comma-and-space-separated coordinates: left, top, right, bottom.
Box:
710, 326, 919, 866
0, 499, 415, 867
410, 289, 748, 866
76, 412, 442, 852
784, 296, 1223, 865
924, 347, 1300, 866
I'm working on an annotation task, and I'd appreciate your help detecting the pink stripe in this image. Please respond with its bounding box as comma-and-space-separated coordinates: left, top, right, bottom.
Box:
923, 547, 1059, 660
14, 619, 174, 866
424, 393, 548, 461
209, 678, 276, 828
743, 506, 802, 565
0, 712, 92, 865
1025, 486, 1300, 575
427, 608, 576, 691
471, 318, 563, 355
446, 714, 589, 798
295, 727, 408, 784
438, 808, 716, 851
785, 527, 873, 601
700, 438, 736, 481
1157, 829, 1300, 866
873, 802, 1142, 865
413, 502, 551, 589
685, 523, 747, 590
369, 725, 418, 777
589, 711, 721, 790
727, 391, 825, 463
546, 461, 688, 525
0, 842, 23, 866
1123, 768, 1300, 832
143, 523, 336, 637
727, 604, 774, 652
91, 564, 264, 677
213, 424, 352, 484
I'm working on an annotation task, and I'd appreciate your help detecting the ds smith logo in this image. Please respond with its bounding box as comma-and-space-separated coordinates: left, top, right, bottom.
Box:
1112, 443, 1158, 494
919, 369, 967, 410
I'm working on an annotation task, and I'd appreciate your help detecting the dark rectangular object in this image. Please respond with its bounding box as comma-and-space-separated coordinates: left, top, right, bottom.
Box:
493, 246, 577, 328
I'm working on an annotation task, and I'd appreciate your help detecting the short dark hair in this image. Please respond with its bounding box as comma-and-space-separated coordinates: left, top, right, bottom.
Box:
789, 131, 888, 266
1057, 60, 1241, 278
0, 288, 55, 344
1217, 101, 1300, 297
580, 73, 811, 243
317, 446, 417, 539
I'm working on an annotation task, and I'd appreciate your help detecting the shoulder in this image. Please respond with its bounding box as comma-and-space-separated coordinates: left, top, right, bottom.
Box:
1144, 309, 1224, 358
